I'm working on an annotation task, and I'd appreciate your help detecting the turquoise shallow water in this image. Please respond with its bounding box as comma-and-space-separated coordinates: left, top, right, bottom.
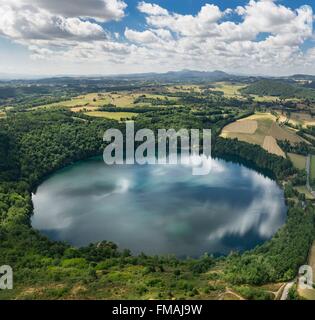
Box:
32, 157, 286, 257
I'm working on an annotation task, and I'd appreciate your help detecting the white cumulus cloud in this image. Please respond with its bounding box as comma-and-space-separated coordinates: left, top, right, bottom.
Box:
0, 0, 314, 75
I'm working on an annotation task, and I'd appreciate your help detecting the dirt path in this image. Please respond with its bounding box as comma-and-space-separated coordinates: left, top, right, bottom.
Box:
218, 288, 245, 300
280, 282, 295, 300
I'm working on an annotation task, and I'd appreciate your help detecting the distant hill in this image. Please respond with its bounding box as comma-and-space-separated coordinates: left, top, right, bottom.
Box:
162, 70, 230, 80
110, 69, 236, 82
289, 74, 315, 81
241, 79, 315, 100
241, 80, 298, 97
0, 70, 237, 82
303, 81, 315, 89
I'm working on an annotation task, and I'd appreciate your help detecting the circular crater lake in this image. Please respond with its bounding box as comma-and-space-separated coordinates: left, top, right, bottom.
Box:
32, 157, 287, 257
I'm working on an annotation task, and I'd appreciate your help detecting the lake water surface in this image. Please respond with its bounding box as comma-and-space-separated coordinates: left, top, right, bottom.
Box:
32, 157, 286, 257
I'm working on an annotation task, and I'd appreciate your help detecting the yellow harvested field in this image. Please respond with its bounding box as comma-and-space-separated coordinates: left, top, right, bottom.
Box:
0, 111, 6, 118
220, 112, 306, 158
269, 122, 304, 144
84, 111, 138, 120
222, 120, 258, 134
262, 136, 285, 157
304, 120, 315, 126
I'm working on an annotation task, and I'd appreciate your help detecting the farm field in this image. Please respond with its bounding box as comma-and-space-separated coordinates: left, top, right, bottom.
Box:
262, 136, 285, 157
0, 111, 5, 118
221, 120, 258, 134
294, 186, 315, 200
288, 153, 306, 170
70, 106, 99, 112
310, 155, 315, 181
251, 95, 281, 102
167, 84, 203, 93
308, 241, 315, 275
84, 111, 138, 120
207, 82, 295, 102
277, 112, 315, 128
36, 92, 178, 110
221, 113, 305, 157
210, 82, 246, 97
298, 288, 315, 300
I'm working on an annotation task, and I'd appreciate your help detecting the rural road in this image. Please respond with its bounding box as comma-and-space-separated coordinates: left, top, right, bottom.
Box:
280, 281, 295, 300
306, 155, 311, 190
306, 155, 315, 197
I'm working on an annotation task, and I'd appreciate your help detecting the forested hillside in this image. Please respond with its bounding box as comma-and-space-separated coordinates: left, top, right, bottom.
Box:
0, 109, 314, 299
241, 80, 315, 100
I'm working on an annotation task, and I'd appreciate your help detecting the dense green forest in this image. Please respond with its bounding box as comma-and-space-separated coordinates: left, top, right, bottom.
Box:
241, 79, 315, 100
0, 106, 314, 299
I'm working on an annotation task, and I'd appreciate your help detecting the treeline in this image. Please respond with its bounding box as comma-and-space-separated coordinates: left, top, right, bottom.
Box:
134, 95, 177, 106
2, 110, 119, 189
225, 204, 315, 284
214, 137, 314, 285
278, 140, 310, 156
213, 137, 296, 180
241, 79, 315, 100
97, 105, 172, 114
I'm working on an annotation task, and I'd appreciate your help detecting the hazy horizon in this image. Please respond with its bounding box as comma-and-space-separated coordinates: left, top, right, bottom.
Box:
1, 69, 315, 81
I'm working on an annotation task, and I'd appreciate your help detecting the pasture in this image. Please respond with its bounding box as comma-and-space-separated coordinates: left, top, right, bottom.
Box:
288, 153, 306, 171
210, 82, 246, 98
36, 92, 178, 110
84, 111, 138, 120
251, 95, 281, 102
167, 85, 203, 93
278, 112, 315, 128
310, 155, 315, 181
208, 82, 280, 102
294, 186, 314, 200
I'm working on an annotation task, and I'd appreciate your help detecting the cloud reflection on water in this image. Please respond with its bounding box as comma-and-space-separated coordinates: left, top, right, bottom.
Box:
32, 157, 286, 257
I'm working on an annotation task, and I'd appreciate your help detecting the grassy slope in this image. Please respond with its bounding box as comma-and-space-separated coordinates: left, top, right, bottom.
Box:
36, 92, 177, 111
242, 79, 315, 100
84, 111, 138, 120
288, 153, 306, 171
310, 155, 315, 181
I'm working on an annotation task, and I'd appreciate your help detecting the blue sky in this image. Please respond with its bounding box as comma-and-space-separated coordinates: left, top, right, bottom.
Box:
0, 0, 314, 76
102, 1, 312, 33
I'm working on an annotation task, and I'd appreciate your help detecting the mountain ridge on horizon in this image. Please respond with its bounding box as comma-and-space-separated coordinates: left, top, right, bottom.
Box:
1, 70, 315, 82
